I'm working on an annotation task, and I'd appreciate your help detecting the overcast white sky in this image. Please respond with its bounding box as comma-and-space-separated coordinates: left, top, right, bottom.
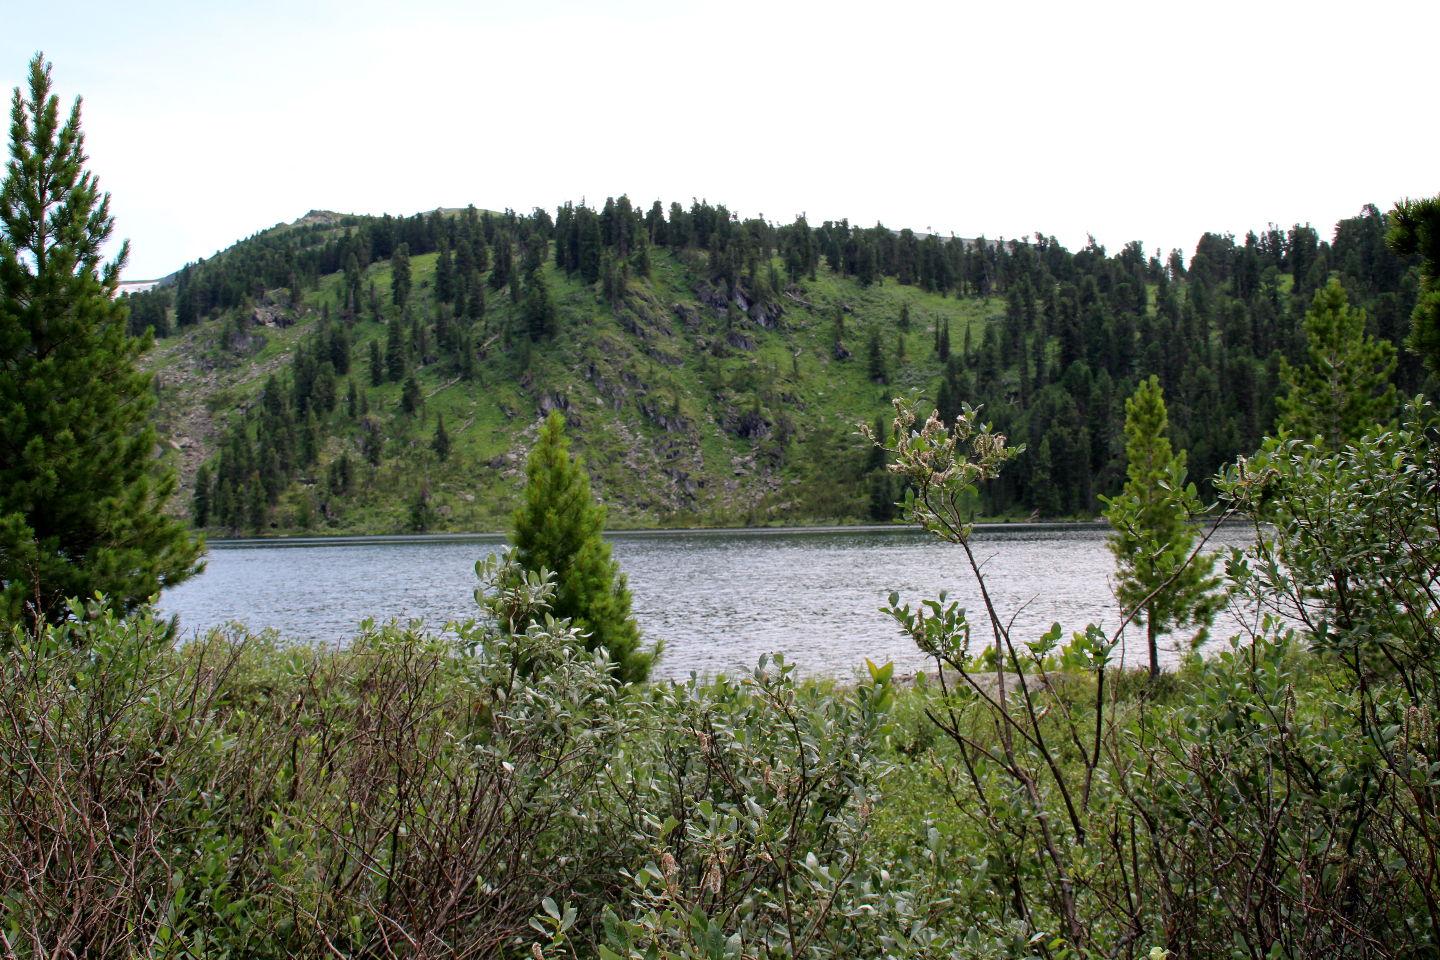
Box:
4, 0, 1435, 279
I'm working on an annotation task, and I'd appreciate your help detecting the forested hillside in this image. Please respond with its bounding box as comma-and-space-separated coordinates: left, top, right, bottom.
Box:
128, 200, 1425, 534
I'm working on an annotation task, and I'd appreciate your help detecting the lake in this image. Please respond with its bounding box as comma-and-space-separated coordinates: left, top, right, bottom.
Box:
159, 523, 1258, 680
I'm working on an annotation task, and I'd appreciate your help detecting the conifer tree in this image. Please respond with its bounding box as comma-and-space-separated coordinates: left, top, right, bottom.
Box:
386, 315, 405, 382
432, 412, 450, 462
300, 403, 318, 466
328, 322, 350, 374
631, 232, 652, 278
579, 213, 603, 283
213, 478, 233, 532
369, 339, 383, 387
336, 454, 353, 496
260, 444, 281, 505
1387, 194, 1440, 375
459, 329, 474, 380
858, 244, 877, 286
489, 233, 512, 292
192, 465, 211, 527
1103, 377, 1219, 679
1276, 278, 1397, 452
467, 281, 485, 321
408, 478, 434, 532
362, 427, 383, 467
1032, 436, 1059, 517
511, 412, 652, 683
523, 269, 558, 341
401, 374, 422, 416
867, 328, 888, 383
247, 480, 266, 534
0, 54, 202, 623
390, 242, 411, 307
435, 242, 454, 302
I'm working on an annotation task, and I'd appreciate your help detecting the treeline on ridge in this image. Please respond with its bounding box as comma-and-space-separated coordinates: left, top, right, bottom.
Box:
126, 196, 1426, 532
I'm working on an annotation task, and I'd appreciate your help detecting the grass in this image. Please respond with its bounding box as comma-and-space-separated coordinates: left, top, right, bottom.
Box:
148, 232, 1069, 537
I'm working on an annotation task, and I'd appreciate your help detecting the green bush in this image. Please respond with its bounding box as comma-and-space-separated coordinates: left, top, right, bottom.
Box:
6, 398, 1440, 957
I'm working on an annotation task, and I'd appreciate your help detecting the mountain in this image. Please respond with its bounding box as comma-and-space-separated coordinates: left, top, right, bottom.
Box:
126, 199, 1425, 536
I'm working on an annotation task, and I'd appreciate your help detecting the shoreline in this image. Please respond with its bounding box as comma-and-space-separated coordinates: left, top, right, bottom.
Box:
196, 517, 1258, 548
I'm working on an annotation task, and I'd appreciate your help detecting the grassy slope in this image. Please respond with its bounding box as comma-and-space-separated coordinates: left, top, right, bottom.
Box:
143, 230, 1017, 536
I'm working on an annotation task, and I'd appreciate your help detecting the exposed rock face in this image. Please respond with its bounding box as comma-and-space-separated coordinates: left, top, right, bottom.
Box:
694, 280, 729, 312
833, 340, 852, 361
538, 392, 570, 416
750, 301, 780, 329
673, 301, 702, 327
723, 408, 771, 441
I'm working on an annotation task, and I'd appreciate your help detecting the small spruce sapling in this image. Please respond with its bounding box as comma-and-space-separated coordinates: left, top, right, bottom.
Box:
1102, 376, 1220, 679
510, 412, 653, 683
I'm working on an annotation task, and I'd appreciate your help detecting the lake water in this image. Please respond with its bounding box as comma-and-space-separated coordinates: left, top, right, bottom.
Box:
159, 523, 1257, 681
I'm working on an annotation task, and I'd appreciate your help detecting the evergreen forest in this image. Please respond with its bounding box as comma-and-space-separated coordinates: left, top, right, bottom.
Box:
128, 197, 1425, 534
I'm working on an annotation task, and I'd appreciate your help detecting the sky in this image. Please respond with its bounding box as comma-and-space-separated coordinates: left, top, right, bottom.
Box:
3, 0, 1436, 280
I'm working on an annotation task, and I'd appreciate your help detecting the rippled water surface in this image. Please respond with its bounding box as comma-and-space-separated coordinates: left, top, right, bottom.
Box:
160, 524, 1256, 680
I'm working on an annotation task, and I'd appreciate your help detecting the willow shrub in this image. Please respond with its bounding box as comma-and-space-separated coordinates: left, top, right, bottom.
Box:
854, 394, 1440, 960
0, 552, 903, 958
7, 402, 1440, 958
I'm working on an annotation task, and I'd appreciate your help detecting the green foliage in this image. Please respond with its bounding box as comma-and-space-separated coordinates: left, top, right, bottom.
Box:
1276, 278, 1396, 451
400, 373, 421, 415
866, 327, 888, 384
368, 337, 383, 386
191, 464, 211, 527
0, 562, 638, 954
390, 241, 411, 306
511, 412, 652, 682
12, 401, 1440, 956
872, 388, 1440, 956
522, 267, 558, 341
148, 188, 1422, 533
385, 313, 405, 382
1387, 194, 1440, 375
432, 412, 450, 462
408, 478, 434, 531
0, 54, 202, 624
1102, 376, 1220, 677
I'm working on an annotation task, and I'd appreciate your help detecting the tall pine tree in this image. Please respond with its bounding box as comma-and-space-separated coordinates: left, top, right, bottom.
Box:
0, 54, 202, 624
390, 242, 411, 307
